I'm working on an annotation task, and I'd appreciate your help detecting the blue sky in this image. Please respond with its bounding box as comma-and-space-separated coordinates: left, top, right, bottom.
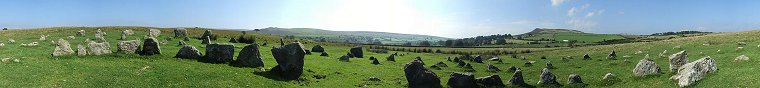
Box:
1, 0, 759, 38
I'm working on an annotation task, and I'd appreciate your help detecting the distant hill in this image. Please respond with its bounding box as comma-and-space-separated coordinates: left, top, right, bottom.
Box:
518, 28, 625, 43
521, 28, 585, 35
250, 27, 451, 45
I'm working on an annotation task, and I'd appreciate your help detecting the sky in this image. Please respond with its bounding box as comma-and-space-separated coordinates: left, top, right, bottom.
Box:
1, 0, 760, 38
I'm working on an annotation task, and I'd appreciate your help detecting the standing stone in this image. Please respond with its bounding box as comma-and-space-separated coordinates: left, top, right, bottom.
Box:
507, 66, 519, 72
608, 51, 617, 60
509, 70, 530, 87
116, 40, 141, 54
473, 56, 483, 63
139, 37, 161, 56
77, 45, 87, 56
77, 30, 86, 36
52, 39, 75, 56
183, 36, 190, 41
231, 44, 264, 68
174, 45, 202, 60
546, 61, 555, 69
339, 55, 350, 62
447, 72, 476, 88
174, 28, 187, 37
477, 75, 505, 87
583, 54, 591, 60
567, 74, 586, 86
120, 31, 127, 40
96, 29, 107, 36
311, 45, 325, 52
202, 30, 213, 39
202, 43, 235, 63
94, 32, 106, 42
670, 56, 718, 87
320, 52, 329, 56
269, 42, 307, 80
457, 61, 467, 67
669, 51, 688, 73
487, 64, 501, 72
633, 54, 661, 77
148, 29, 161, 37
350, 46, 363, 58
602, 73, 619, 86
386, 55, 395, 61
201, 37, 210, 44
537, 68, 560, 86
87, 41, 112, 55
453, 57, 461, 62
369, 56, 376, 60
404, 60, 442, 88
371, 58, 380, 65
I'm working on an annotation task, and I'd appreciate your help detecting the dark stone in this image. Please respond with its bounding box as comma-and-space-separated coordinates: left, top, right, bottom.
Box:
201, 37, 210, 44
230, 44, 264, 68
183, 36, 190, 41
404, 60, 442, 88
507, 66, 519, 72
454, 57, 461, 62
139, 37, 161, 56
509, 70, 532, 87
269, 42, 307, 80
546, 61, 555, 69
583, 54, 591, 60
386, 55, 396, 61
487, 64, 501, 72
608, 51, 617, 60
568, 74, 584, 84
350, 46, 363, 58
201, 44, 235, 63
202, 30, 213, 39
369, 56, 376, 60
368, 77, 382, 81
174, 45, 202, 59
430, 65, 442, 70
541, 56, 547, 59
371, 58, 380, 65
178, 41, 186, 46
229, 37, 238, 43
320, 52, 329, 56
304, 50, 311, 55
537, 68, 561, 86
476, 75, 505, 87
473, 56, 483, 63
447, 57, 452, 62
457, 60, 467, 67
447, 72, 476, 88
415, 56, 425, 65
174, 28, 187, 37
311, 45, 325, 52
339, 55, 350, 62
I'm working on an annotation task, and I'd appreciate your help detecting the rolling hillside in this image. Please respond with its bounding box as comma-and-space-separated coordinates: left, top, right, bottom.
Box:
252, 27, 451, 45
519, 28, 626, 43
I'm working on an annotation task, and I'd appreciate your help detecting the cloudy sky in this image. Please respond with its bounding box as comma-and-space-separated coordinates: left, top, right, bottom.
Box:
1, 0, 759, 38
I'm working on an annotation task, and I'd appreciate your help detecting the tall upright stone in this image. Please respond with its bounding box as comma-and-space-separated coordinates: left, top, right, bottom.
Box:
52, 39, 75, 56
231, 44, 264, 68
669, 51, 688, 73
509, 70, 531, 87
77, 44, 87, 56
202, 43, 235, 63
608, 51, 617, 60
139, 37, 161, 56
269, 42, 307, 80
350, 46, 364, 58
148, 29, 161, 37
404, 59, 442, 88
201, 37, 211, 44
537, 68, 560, 86
174, 28, 187, 37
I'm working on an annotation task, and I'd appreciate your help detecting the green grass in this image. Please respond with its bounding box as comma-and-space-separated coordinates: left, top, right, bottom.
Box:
0, 26, 758, 88
523, 32, 626, 43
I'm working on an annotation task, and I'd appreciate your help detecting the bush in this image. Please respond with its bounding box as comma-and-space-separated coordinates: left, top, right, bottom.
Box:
237, 35, 256, 44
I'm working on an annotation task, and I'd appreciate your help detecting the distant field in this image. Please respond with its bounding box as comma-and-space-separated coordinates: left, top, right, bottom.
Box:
522, 32, 626, 42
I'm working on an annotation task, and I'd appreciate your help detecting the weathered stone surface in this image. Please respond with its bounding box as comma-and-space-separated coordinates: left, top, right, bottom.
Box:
602, 73, 619, 86
477, 75, 505, 87
670, 56, 718, 87
487, 64, 501, 72
87, 41, 112, 55
173, 28, 187, 37
201, 37, 210, 44
509, 70, 530, 87
52, 39, 75, 56
369, 56, 376, 60
339, 55, 350, 62
311, 45, 324, 52
201, 43, 235, 63
149, 29, 161, 37
473, 56, 483, 63
139, 37, 161, 55
174, 45, 202, 59
404, 60, 442, 88
386, 55, 395, 61
202, 30, 213, 39
735, 55, 749, 61
546, 61, 555, 69
448, 72, 476, 88
230, 44, 264, 68
633, 54, 661, 77
77, 44, 87, 56
435, 62, 447, 67
269, 42, 306, 80
669, 51, 688, 73
583, 54, 591, 60
94, 32, 106, 42
77, 30, 86, 36
96, 29, 107, 36
568, 74, 584, 84
507, 66, 519, 72
608, 51, 617, 60
350, 46, 363, 58
537, 68, 560, 86
116, 40, 141, 54
320, 52, 329, 56
371, 58, 380, 65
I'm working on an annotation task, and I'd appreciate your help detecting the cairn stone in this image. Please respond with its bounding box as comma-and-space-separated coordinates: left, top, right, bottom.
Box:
77, 45, 87, 56
139, 37, 161, 56
602, 73, 619, 86
231, 44, 264, 68
201, 43, 235, 63
173, 28, 187, 37
537, 68, 560, 86
633, 54, 661, 77
487, 64, 501, 72
174, 45, 202, 60
52, 39, 75, 56
669, 51, 688, 73
116, 40, 141, 54
87, 41, 112, 55
148, 29, 161, 37
670, 56, 718, 87
447, 72, 476, 88
269, 42, 307, 80
350, 46, 363, 58
311, 45, 324, 52
404, 60, 442, 88
320, 52, 329, 56
477, 75, 505, 87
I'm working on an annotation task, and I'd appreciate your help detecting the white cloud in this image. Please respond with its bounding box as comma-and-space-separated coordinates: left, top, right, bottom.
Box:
551, 0, 569, 7
581, 3, 590, 9
585, 9, 605, 18
567, 7, 577, 16
567, 18, 597, 30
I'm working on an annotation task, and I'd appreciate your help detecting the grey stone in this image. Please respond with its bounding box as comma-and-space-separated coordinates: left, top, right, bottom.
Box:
386, 55, 395, 61
568, 74, 584, 84
339, 55, 350, 62
371, 58, 380, 65
633, 54, 661, 77
350, 46, 363, 58
116, 40, 141, 54
269, 42, 307, 80
231, 44, 264, 68
86, 41, 112, 55
311, 45, 324, 52
201, 43, 235, 63
404, 60, 442, 88
139, 37, 161, 56
52, 39, 75, 56
174, 28, 187, 37
509, 70, 530, 87
447, 72, 476, 88
537, 68, 560, 86
201, 37, 210, 44
368, 77, 382, 81
149, 29, 161, 37
320, 52, 329, 56
174, 45, 202, 59
77, 44, 87, 56
608, 51, 617, 60
476, 75, 505, 87
487, 64, 501, 72
669, 51, 688, 73
602, 73, 619, 86
670, 56, 718, 87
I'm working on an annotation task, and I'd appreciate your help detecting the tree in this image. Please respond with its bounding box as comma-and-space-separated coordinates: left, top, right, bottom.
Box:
495, 38, 507, 45
2, 28, 7, 30
419, 40, 431, 46
403, 42, 413, 46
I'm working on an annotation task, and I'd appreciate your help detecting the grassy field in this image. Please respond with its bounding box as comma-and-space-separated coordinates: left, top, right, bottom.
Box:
0, 26, 757, 87
522, 32, 626, 43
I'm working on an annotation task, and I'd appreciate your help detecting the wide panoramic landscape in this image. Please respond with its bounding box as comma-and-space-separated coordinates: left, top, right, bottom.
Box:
1, 0, 759, 88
